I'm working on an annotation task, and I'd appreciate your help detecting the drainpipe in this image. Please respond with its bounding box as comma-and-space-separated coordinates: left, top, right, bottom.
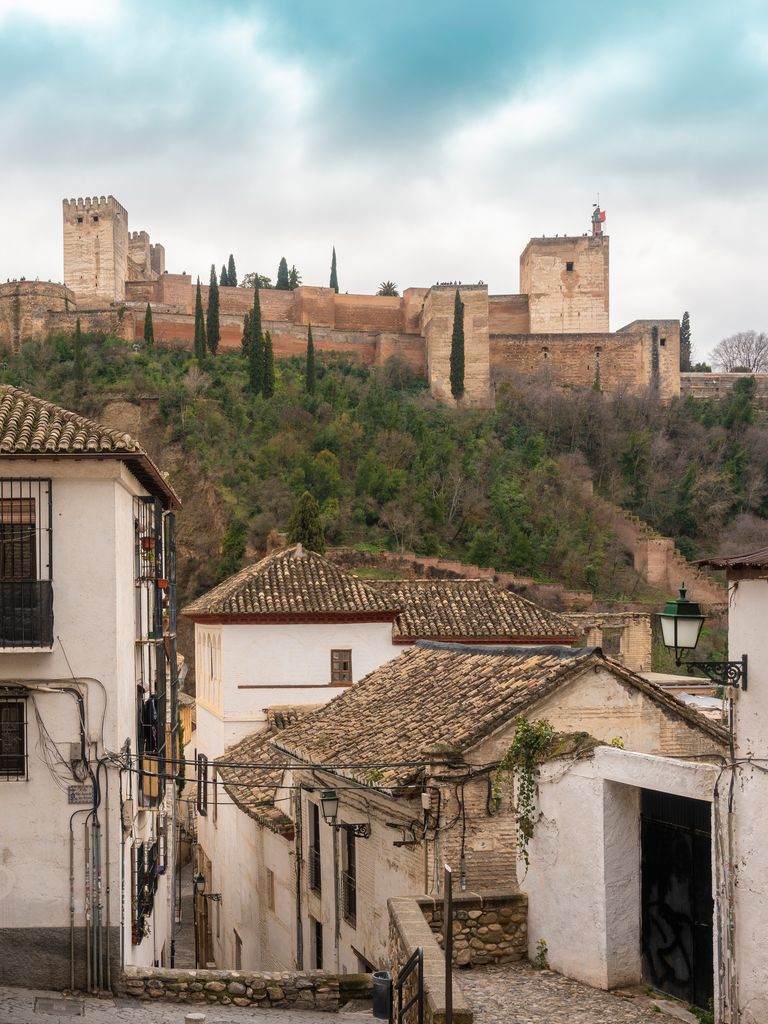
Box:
332, 825, 341, 972
69, 808, 89, 991
84, 817, 91, 993
294, 788, 304, 969
101, 764, 112, 991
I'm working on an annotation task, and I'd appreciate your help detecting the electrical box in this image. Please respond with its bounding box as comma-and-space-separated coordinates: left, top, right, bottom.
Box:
122, 799, 134, 834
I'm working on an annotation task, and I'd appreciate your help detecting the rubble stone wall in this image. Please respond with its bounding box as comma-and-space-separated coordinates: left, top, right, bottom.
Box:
418, 892, 528, 967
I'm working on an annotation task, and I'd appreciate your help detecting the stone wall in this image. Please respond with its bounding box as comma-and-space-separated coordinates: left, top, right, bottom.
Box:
488, 294, 530, 333
423, 285, 491, 407
63, 196, 128, 305
681, 372, 768, 400
418, 892, 528, 967
519, 235, 609, 333
388, 897, 473, 1024
0, 281, 75, 352
117, 966, 340, 1011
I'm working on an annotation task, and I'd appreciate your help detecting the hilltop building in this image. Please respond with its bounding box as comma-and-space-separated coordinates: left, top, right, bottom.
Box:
0, 195, 681, 405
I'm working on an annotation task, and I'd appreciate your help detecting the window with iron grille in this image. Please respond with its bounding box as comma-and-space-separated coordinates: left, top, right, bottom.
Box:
341, 827, 357, 926
197, 754, 208, 816
0, 696, 27, 780
0, 479, 53, 648
312, 917, 323, 970
309, 802, 321, 894
331, 649, 352, 684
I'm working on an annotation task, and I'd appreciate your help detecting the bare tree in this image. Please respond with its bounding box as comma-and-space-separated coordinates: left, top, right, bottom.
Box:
712, 331, 768, 372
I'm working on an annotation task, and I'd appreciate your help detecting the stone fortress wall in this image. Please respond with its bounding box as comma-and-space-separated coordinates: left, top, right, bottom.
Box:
0, 194, 687, 406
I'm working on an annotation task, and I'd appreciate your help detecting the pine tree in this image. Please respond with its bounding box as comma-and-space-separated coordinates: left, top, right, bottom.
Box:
288, 265, 301, 290
680, 311, 692, 372
329, 247, 338, 293
194, 278, 206, 360
207, 265, 220, 356
288, 490, 325, 554
220, 264, 229, 286
305, 323, 316, 395
73, 317, 84, 400
263, 330, 275, 398
249, 284, 264, 392
143, 302, 154, 347
276, 257, 290, 290
227, 254, 237, 288
450, 288, 465, 400
241, 310, 252, 358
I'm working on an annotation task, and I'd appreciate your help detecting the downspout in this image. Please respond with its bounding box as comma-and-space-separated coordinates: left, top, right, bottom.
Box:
294, 788, 304, 969
69, 808, 89, 991
84, 817, 91, 993
101, 764, 112, 991
333, 825, 341, 972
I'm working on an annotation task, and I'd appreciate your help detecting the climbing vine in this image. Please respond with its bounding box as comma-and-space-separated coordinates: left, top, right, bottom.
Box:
493, 717, 555, 866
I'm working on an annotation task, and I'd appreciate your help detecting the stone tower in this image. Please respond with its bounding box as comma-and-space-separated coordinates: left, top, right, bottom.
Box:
520, 234, 609, 333
63, 196, 128, 305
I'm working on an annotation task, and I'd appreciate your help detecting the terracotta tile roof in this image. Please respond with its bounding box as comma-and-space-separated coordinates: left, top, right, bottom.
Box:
216, 730, 293, 835
0, 384, 179, 509
696, 546, 768, 570
368, 578, 576, 641
273, 641, 728, 789
183, 544, 395, 618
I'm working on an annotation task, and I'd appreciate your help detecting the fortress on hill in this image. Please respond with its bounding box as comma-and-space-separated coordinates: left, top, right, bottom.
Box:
0, 194, 682, 404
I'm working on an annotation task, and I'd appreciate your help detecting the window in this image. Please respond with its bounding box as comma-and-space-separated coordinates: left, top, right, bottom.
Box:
92, 215, 99, 223
660, 337, 667, 348
309, 802, 321, 894
341, 828, 357, 926
311, 917, 323, 970
566, 261, 574, 272
0, 697, 27, 779
197, 753, 208, 816
0, 479, 53, 648
266, 868, 275, 911
331, 649, 352, 684
76, 216, 83, 224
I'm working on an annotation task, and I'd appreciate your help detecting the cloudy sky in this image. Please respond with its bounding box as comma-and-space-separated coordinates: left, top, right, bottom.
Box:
1, 0, 766, 360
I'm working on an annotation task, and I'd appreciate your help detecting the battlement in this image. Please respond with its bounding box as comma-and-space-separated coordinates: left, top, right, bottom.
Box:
130, 230, 150, 241
62, 195, 128, 219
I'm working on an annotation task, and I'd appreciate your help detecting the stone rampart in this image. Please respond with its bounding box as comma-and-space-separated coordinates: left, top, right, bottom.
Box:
424, 285, 491, 407
520, 235, 609, 333
0, 281, 76, 352
117, 965, 340, 1011
681, 372, 768, 400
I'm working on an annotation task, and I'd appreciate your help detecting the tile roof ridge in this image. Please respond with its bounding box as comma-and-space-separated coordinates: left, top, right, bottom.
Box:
414, 639, 595, 659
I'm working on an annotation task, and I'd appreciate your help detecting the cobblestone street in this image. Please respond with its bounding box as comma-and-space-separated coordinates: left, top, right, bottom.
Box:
458, 961, 694, 1024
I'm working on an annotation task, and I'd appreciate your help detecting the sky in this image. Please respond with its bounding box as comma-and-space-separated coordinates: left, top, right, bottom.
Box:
1, 0, 767, 361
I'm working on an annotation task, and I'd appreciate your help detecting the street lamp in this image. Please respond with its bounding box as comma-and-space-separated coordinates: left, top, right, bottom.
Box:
319, 789, 371, 838
658, 584, 747, 690
193, 872, 221, 901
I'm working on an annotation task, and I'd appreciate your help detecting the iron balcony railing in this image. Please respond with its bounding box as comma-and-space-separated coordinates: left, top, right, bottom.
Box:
0, 580, 54, 648
341, 870, 357, 926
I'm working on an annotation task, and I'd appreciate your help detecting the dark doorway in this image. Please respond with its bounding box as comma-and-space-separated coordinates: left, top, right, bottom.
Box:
641, 789, 713, 1008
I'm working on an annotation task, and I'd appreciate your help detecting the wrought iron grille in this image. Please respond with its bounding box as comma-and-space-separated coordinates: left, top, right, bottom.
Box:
341, 869, 357, 926
0, 695, 27, 780
0, 478, 53, 648
309, 845, 322, 894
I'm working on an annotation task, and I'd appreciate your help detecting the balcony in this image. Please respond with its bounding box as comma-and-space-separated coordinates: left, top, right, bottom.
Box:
0, 580, 54, 649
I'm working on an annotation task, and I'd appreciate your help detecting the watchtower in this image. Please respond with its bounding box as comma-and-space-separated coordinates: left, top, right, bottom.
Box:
520, 232, 609, 334
62, 195, 129, 305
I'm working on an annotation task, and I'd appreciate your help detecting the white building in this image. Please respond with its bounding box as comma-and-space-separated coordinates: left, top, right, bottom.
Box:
0, 385, 181, 990
182, 543, 579, 967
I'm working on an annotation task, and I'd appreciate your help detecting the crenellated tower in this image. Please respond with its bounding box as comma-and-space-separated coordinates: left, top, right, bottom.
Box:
63, 195, 129, 305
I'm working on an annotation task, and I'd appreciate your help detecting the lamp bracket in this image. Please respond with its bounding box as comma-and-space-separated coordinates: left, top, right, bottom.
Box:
203, 893, 222, 902
677, 653, 747, 691
338, 823, 371, 839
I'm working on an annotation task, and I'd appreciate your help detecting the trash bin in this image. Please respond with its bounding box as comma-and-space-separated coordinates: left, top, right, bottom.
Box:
372, 970, 392, 1020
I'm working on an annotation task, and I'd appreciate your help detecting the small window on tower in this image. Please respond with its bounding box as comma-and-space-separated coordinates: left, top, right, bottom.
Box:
77, 217, 83, 224
92, 215, 99, 223
660, 337, 666, 347
566, 261, 574, 272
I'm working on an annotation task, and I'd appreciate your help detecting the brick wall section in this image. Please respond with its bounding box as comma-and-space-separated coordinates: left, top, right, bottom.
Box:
418, 892, 528, 967
681, 372, 768, 399
423, 285, 491, 407
520, 235, 609, 333
117, 966, 340, 1011
388, 897, 473, 1024
488, 294, 530, 333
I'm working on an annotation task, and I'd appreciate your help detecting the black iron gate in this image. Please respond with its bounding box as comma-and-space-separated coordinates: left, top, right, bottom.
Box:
641, 789, 713, 1009
394, 946, 423, 1024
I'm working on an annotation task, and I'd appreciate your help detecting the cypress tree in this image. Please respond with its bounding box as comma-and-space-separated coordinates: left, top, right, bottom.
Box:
220, 264, 229, 286
194, 278, 206, 360
143, 302, 154, 347
227, 253, 237, 288
207, 264, 220, 356
241, 310, 252, 358
288, 265, 300, 290
249, 284, 264, 392
305, 323, 316, 395
450, 288, 465, 400
263, 330, 275, 398
276, 257, 290, 290
680, 311, 692, 372
288, 490, 325, 554
73, 317, 84, 400
329, 247, 338, 293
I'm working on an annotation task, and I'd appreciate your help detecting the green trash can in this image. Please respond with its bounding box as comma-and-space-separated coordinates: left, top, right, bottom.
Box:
372, 970, 392, 1020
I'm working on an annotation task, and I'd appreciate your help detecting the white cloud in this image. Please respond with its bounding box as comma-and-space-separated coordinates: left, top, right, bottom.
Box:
0, 0, 121, 26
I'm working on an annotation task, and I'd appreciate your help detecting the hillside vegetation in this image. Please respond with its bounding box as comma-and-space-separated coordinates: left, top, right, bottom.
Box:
3, 333, 767, 609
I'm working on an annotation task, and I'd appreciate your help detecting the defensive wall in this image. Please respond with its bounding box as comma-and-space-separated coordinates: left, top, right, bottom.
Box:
680, 372, 768, 400
0, 281, 75, 354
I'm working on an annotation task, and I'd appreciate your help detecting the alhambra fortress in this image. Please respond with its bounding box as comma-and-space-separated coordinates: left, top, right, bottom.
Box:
0, 193, 723, 404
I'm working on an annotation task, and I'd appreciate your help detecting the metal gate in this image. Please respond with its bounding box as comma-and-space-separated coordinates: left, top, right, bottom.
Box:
641, 789, 713, 1009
